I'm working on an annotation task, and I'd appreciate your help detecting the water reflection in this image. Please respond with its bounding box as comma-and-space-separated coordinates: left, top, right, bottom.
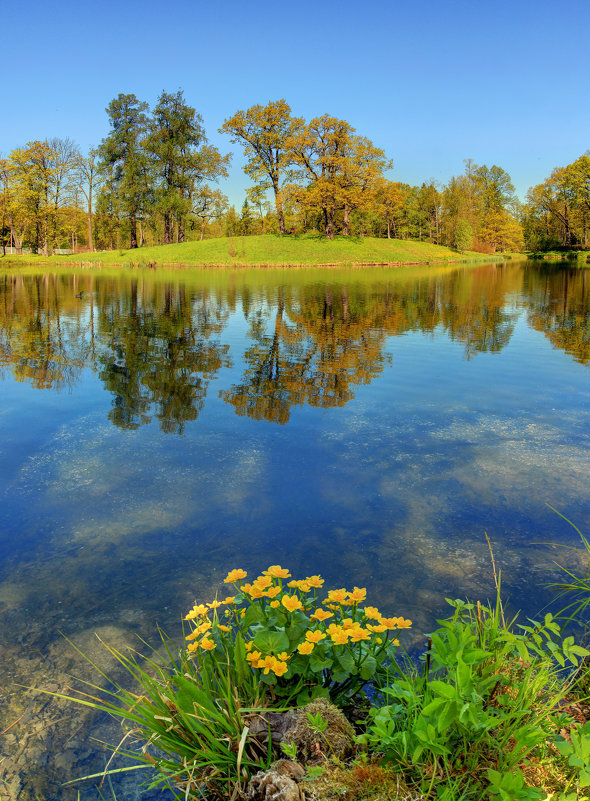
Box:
0, 262, 589, 800
1, 264, 587, 432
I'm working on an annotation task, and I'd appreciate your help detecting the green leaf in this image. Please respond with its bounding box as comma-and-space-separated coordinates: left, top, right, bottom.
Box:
241, 604, 263, 628
430, 680, 457, 699
309, 653, 333, 673
253, 629, 289, 654
421, 698, 447, 717
360, 655, 377, 681
337, 651, 355, 674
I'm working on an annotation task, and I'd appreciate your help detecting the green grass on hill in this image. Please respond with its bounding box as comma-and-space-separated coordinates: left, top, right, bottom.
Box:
5, 234, 509, 268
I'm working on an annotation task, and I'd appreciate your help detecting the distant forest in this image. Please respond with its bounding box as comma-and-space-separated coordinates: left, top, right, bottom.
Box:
1, 92, 588, 255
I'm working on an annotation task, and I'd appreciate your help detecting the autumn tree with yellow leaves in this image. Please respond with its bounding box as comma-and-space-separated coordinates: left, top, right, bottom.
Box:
221, 99, 304, 235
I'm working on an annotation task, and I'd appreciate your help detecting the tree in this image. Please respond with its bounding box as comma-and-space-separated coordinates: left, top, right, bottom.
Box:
246, 184, 271, 234
454, 219, 473, 252
7, 140, 54, 254
145, 90, 230, 245
45, 137, 79, 254
192, 186, 228, 240
75, 148, 98, 251
239, 199, 254, 235
221, 99, 304, 235
0, 157, 11, 255
289, 115, 390, 238
98, 94, 150, 249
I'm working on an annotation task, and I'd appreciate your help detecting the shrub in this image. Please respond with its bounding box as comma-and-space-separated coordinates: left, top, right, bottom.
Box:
359, 596, 589, 799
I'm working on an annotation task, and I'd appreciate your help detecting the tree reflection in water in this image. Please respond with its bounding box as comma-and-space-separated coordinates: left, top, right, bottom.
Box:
0, 263, 588, 432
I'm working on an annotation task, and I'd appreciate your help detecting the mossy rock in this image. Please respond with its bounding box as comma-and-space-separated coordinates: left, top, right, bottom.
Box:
284, 698, 355, 763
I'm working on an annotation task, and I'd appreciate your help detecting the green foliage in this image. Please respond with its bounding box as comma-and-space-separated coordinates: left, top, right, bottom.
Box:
359, 596, 590, 799
548, 508, 590, 628
553, 721, 590, 790
185, 566, 411, 706
453, 219, 473, 252
52, 630, 270, 800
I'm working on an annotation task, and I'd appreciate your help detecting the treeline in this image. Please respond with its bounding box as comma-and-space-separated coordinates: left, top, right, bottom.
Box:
0, 93, 587, 255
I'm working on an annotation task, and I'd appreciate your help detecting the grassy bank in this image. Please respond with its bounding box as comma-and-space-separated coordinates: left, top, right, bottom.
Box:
528, 250, 590, 263
2, 234, 519, 269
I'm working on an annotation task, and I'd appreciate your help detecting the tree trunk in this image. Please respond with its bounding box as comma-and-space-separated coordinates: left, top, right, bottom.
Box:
342, 203, 350, 236
273, 181, 286, 235
326, 206, 335, 240
163, 213, 172, 245
130, 210, 138, 249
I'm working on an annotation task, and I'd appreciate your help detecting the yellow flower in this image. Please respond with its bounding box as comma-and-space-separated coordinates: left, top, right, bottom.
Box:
253, 575, 272, 589
184, 603, 208, 621
185, 630, 199, 641
224, 569, 247, 583
378, 617, 397, 629
196, 620, 212, 635
272, 660, 288, 677
247, 586, 265, 599
305, 630, 326, 643
326, 588, 348, 604
223, 596, 236, 604
187, 641, 198, 653
288, 579, 311, 592
341, 618, 357, 630
200, 637, 216, 651
264, 565, 291, 579
246, 650, 262, 664
329, 629, 349, 645
217, 624, 230, 633
392, 638, 400, 646
367, 623, 387, 633
348, 627, 371, 642
347, 587, 367, 604
260, 655, 278, 674
276, 652, 290, 661
363, 606, 381, 620
311, 609, 333, 622
397, 617, 412, 629
270, 600, 280, 608
208, 600, 222, 609
297, 641, 315, 655
305, 575, 324, 588
282, 595, 303, 613
244, 641, 253, 652
264, 586, 281, 598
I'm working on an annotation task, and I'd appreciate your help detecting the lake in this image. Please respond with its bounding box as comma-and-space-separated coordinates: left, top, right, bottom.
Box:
0, 260, 589, 799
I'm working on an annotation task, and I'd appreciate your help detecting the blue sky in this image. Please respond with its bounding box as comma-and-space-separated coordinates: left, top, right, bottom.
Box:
3, 0, 589, 206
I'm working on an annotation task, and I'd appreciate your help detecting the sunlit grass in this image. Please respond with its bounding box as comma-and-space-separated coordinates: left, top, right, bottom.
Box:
4, 234, 500, 268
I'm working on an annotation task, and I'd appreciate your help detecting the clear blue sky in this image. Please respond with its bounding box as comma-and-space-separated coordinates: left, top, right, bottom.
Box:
3, 0, 589, 206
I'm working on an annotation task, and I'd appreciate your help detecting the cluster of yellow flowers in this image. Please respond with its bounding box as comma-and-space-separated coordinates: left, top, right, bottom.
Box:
245, 642, 290, 676
183, 566, 411, 680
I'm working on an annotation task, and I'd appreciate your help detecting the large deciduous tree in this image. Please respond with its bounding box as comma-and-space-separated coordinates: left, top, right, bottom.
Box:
289, 115, 390, 238
221, 99, 304, 235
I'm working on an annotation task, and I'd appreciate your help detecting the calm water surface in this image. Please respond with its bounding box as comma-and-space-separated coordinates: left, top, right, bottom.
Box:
0, 261, 589, 799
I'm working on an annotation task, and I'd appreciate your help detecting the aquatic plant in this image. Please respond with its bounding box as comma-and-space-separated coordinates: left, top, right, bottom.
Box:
55, 566, 410, 799
185, 565, 411, 706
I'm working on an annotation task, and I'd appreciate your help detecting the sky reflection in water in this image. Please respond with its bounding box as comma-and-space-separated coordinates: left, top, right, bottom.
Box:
0, 261, 589, 799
